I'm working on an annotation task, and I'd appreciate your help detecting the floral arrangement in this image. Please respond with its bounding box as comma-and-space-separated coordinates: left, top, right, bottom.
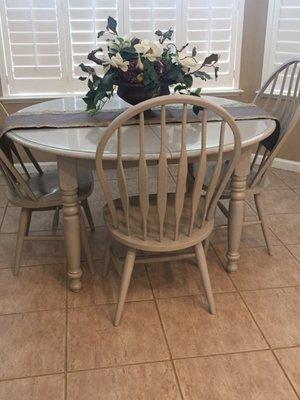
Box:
79, 16, 220, 114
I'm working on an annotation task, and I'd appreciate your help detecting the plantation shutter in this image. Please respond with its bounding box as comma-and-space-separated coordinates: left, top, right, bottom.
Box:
0, 0, 68, 95
123, 0, 180, 41
0, 0, 245, 95
182, 0, 244, 89
66, 0, 122, 92
262, 0, 300, 84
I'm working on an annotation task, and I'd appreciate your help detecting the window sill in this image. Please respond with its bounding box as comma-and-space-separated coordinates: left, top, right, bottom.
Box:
0, 88, 244, 103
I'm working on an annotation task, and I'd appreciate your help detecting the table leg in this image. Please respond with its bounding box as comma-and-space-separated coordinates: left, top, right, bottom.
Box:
226, 147, 252, 272
58, 156, 82, 291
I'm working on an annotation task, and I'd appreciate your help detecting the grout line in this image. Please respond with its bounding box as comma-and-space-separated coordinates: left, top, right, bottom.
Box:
0, 372, 65, 384
2, 345, 300, 385
272, 350, 300, 399
0, 306, 66, 318
213, 241, 300, 398
144, 264, 185, 400
211, 244, 272, 348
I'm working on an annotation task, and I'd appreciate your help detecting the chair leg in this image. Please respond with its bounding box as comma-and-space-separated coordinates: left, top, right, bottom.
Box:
79, 209, 95, 274
254, 193, 273, 255
25, 210, 32, 236
195, 243, 216, 315
52, 207, 60, 235
114, 248, 136, 326
102, 236, 114, 278
81, 199, 95, 232
204, 237, 210, 255
14, 208, 31, 276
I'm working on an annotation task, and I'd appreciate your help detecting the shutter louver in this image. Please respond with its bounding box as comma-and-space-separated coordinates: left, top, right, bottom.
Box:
125, 0, 178, 41
263, 0, 300, 86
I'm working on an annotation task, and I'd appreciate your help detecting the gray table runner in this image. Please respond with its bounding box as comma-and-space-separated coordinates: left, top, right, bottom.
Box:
0, 99, 279, 150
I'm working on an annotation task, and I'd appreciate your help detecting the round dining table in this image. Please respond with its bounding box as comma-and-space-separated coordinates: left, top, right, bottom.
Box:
7, 96, 276, 292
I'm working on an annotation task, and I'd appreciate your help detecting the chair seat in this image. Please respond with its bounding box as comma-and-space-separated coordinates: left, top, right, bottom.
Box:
7, 169, 94, 208
104, 193, 214, 252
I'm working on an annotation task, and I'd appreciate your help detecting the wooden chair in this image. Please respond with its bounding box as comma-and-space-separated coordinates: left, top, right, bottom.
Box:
0, 103, 95, 275
216, 59, 300, 255
96, 95, 242, 326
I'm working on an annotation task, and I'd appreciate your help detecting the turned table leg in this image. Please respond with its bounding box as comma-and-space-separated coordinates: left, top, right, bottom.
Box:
58, 156, 82, 291
226, 147, 252, 272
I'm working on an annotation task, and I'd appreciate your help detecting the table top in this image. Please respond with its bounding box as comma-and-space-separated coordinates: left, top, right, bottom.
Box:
7, 96, 276, 160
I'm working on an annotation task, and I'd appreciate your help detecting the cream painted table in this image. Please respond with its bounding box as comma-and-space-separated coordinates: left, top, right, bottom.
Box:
7, 96, 276, 291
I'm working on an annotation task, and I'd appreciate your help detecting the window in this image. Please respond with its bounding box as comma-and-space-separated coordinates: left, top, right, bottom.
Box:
0, 0, 244, 96
262, 0, 300, 84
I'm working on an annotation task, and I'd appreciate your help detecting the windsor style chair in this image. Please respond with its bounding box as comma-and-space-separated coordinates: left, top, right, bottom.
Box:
0, 102, 95, 275
96, 95, 242, 326
216, 59, 300, 255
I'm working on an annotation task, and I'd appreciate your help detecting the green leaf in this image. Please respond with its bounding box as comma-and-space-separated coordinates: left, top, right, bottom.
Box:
201, 53, 219, 67
120, 47, 137, 61
97, 30, 105, 38
174, 84, 187, 92
214, 66, 219, 79
183, 74, 193, 88
79, 63, 95, 74
107, 16, 118, 34
192, 47, 197, 57
193, 70, 212, 80
192, 105, 202, 116
78, 76, 87, 81
155, 29, 163, 37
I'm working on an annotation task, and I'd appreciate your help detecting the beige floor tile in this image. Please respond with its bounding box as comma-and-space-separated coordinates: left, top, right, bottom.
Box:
175, 351, 297, 400
1, 207, 58, 234
287, 244, 300, 262
274, 347, 300, 396
147, 250, 235, 299
229, 246, 300, 290
68, 261, 153, 308
267, 213, 300, 244
272, 169, 300, 189
215, 199, 256, 221
0, 374, 65, 400
0, 265, 66, 314
0, 207, 5, 226
264, 170, 290, 190
0, 310, 65, 380
0, 189, 8, 207
211, 220, 280, 252
67, 361, 181, 400
242, 287, 300, 348
0, 232, 67, 269
67, 301, 169, 371
157, 293, 267, 358
247, 189, 300, 215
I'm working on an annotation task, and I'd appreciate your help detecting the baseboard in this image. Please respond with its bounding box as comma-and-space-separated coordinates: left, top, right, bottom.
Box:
271, 157, 300, 173
254, 154, 300, 173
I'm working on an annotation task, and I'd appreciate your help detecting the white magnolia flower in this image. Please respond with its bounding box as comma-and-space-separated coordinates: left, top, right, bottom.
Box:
107, 52, 129, 72
179, 56, 198, 71
179, 56, 198, 68
134, 39, 163, 61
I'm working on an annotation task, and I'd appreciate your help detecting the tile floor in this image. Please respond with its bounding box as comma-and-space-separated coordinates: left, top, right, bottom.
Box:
0, 167, 299, 399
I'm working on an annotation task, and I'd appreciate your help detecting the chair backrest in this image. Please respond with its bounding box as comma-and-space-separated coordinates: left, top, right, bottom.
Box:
0, 102, 43, 201
250, 59, 300, 187
96, 94, 241, 242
